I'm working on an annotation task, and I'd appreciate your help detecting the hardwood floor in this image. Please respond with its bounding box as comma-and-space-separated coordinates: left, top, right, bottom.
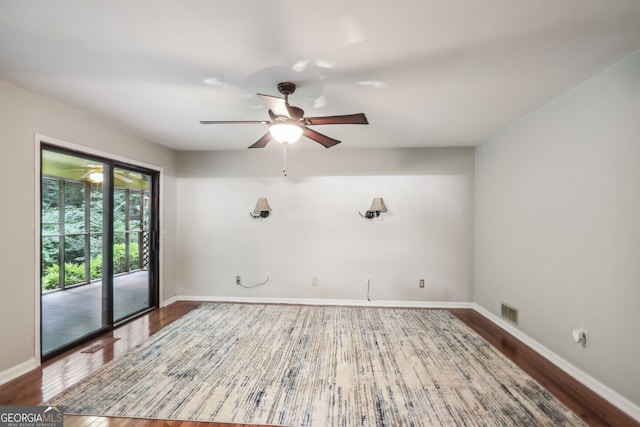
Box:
0, 302, 637, 427
448, 309, 639, 427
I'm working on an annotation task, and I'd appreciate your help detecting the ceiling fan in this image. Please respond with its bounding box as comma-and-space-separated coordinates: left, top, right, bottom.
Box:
200, 81, 369, 148
78, 165, 134, 184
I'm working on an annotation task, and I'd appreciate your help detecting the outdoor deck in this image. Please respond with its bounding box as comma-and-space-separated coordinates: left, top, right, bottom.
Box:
41, 270, 150, 355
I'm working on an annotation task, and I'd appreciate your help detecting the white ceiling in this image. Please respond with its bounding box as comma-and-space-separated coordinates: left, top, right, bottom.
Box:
1, 1, 640, 151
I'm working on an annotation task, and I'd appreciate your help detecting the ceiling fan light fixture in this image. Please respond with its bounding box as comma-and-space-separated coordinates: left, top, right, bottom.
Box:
88, 172, 104, 183
269, 122, 303, 143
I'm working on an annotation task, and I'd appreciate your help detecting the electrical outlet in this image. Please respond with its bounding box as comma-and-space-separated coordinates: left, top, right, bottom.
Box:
267, 272, 271, 280
236, 275, 241, 285
312, 277, 319, 286
419, 279, 424, 288
572, 329, 588, 347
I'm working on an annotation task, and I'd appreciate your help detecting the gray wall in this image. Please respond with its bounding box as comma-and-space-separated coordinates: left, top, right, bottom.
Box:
0, 77, 178, 378
475, 51, 640, 407
176, 147, 475, 303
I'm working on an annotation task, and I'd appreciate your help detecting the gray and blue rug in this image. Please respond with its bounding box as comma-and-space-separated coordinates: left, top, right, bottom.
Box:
50, 304, 585, 426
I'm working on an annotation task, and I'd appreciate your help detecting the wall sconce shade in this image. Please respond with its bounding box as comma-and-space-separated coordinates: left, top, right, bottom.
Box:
250, 197, 272, 218
270, 122, 303, 143
360, 197, 388, 219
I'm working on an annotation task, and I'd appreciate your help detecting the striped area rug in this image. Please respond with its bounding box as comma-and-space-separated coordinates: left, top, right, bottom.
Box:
50, 303, 586, 426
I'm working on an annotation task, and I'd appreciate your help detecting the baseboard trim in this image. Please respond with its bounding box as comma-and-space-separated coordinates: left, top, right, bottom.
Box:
161, 295, 178, 307
177, 295, 474, 309
0, 358, 38, 387
472, 303, 640, 422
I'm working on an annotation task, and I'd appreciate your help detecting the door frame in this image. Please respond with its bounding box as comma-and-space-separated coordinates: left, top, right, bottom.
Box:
35, 134, 163, 362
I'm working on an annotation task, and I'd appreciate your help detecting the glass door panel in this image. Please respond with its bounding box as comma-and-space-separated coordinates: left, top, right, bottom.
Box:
112, 167, 152, 323
41, 149, 110, 356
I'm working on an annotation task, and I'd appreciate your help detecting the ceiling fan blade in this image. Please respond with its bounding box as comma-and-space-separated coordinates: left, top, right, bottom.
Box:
200, 120, 269, 125
115, 173, 133, 184
304, 113, 369, 125
257, 93, 290, 118
248, 132, 273, 149
302, 127, 341, 148
79, 167, 102, 179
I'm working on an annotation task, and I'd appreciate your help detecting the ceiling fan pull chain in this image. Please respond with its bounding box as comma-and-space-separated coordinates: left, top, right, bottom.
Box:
282, 142, 288, 176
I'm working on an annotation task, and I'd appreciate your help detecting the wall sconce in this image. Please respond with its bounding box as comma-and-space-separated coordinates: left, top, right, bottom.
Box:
250, 198, 272, 218
360, 197, 388, 219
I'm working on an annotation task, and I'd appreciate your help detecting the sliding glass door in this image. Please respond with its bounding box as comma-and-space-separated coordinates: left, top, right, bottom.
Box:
40, 146, 159, 358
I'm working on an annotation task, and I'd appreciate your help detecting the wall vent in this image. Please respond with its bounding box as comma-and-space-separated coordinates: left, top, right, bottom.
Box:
501, 303, 519, 325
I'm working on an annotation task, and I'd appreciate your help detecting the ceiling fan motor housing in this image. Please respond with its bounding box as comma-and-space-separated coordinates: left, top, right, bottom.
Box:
277, 81, 296, 96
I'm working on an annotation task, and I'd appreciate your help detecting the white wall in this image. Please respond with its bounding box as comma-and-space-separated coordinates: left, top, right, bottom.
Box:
0, 77, 178, 380
176, 148, 474, 303
475, 51, 640, 407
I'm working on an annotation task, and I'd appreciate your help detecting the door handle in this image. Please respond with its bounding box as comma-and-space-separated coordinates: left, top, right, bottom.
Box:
151, 230, 159, 251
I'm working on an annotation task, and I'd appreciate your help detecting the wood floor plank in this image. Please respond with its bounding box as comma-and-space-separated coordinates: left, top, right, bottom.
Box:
0, 302, 637, 426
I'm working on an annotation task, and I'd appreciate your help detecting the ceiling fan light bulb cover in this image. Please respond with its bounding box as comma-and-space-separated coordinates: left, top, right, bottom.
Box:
89, 172, 104, 183
270, 123, 303, 143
